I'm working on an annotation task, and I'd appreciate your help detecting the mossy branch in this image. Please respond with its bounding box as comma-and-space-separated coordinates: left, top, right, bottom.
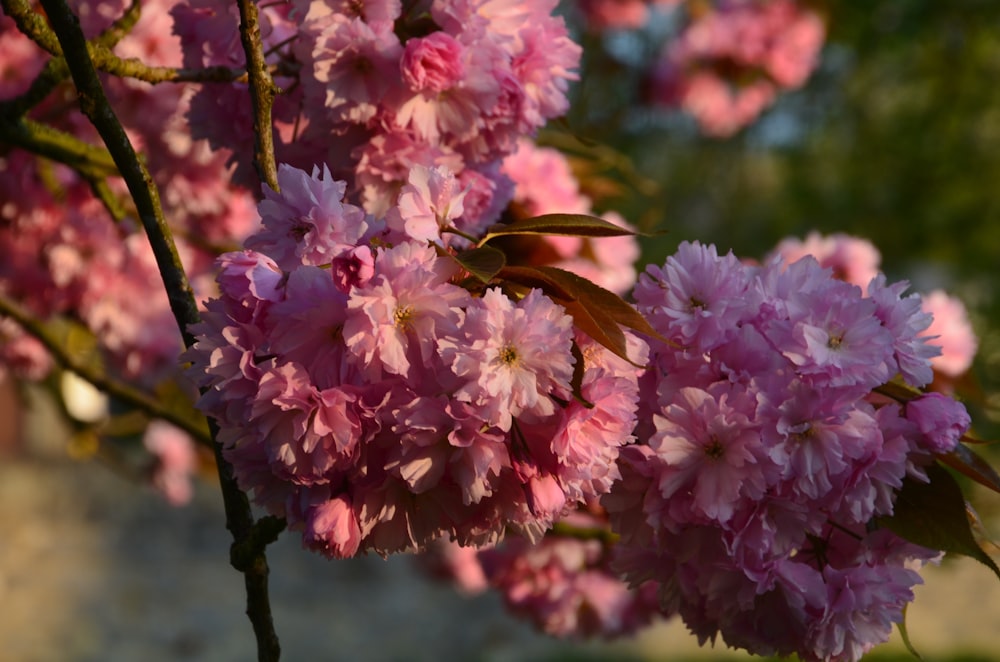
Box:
31, 0, 283, 659
236, 0, 281, 191
0, 295, 212, 446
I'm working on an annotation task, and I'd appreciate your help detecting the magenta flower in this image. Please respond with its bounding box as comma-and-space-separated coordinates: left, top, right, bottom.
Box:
248, 164, 370, 272
441, 288, 574, 431
401, 32, 467, 93
343, 242, 469, 378
906, 392, 971, 454
387, 165, 468, 243
651, 385, 766, 526
634, 241, 757, 350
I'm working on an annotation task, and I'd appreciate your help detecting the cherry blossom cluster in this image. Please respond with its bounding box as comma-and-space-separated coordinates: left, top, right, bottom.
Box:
0, 1, 258, 383
768, 232, 979, 382
186, 162, 646, 557
172, 0, 581, 233
421, 505, 663, 639
603, 240, 972, 661
649, 0, 826, 136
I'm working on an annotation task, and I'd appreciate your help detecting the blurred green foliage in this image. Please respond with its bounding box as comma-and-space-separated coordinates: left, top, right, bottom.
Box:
557, 0, 1000, 445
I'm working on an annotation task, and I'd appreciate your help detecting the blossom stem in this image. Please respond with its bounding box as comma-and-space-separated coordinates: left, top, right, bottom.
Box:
33, 1, 283, 659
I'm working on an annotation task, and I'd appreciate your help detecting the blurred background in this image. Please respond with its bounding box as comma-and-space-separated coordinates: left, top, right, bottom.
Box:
3, 0, 1000, 660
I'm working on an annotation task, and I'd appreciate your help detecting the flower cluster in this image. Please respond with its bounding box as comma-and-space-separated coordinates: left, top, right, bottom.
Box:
603, 241, 972, 660
650, 0, 826, 136
187, 163, 645, 557
422, 505, 664, 639
172, 0, 581, 233
0, 0, 258, 383
768, 232, 980, 382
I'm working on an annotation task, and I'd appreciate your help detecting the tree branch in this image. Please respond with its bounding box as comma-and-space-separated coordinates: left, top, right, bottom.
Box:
0, 294, 211, 446
33, 1, 283, 659
236, 0, 280, 191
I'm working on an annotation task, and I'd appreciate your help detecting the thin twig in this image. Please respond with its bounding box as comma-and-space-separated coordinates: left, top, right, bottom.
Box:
33, 1, 283, 660
236, 0, 281, 191
0, 294, 211, 445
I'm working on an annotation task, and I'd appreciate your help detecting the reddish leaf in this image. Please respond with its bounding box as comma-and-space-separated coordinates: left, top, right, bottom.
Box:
519, 265, 671, 342
876, 463, 1000, 581
449, 245, 506, 284
938, 443, 1000, 495
479, 214, 640, 245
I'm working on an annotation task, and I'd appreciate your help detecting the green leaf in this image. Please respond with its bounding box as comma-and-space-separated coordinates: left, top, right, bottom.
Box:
450, 245, 506, 284
479, 213, 640, 245
876, 463, 1000, 581
497, 265, 642, 365
897, 604, 923, 660
938, 443, 1000, 495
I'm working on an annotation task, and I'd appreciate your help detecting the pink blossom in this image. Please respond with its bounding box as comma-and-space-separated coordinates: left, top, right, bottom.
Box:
922, 290, 978, 377
634, 240, 758, 350
401, 32, 466, 93
248, 164, 370, 272
769, 232, 882, 291
650, 0, 825, 136
906, 392, 970, 454
310, 15, 403, 124
650, 385, 767, 526
343, 242, 469, 378
440, 288, 574, 431
867, 275, 939, 388
478, 511, 662, 638
502, 138, 591, 217
303, 494, 363, 559
387, 165, 468, 243
143, 421, 198, 506
217, 250, 284, 305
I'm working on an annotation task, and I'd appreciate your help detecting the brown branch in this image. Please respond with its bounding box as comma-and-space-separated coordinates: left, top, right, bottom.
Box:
33, 1, 283, 660
0, 294, 211, 445
236, 0, 281, 191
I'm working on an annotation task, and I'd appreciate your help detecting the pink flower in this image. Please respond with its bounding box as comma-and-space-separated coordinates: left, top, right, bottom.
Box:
217, 250, 284, 306
906, 392, 970, 454
310, 15, 403, 124
303, 494, 362, 559
143, 421, 198, 506
922, 290, 978, 377
634, 240, 758, 350
867, 275, 939, 388
401, 32, 466, 93
343, 242, 469, 378
440, 288, 575, 431
386, 165, 468, 243
650, 385, 767, 526
248, 164, 370, 272
769, 232, 882, 291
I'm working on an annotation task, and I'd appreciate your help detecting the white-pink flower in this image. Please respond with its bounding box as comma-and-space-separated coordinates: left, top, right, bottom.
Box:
440, 288, 574, 431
